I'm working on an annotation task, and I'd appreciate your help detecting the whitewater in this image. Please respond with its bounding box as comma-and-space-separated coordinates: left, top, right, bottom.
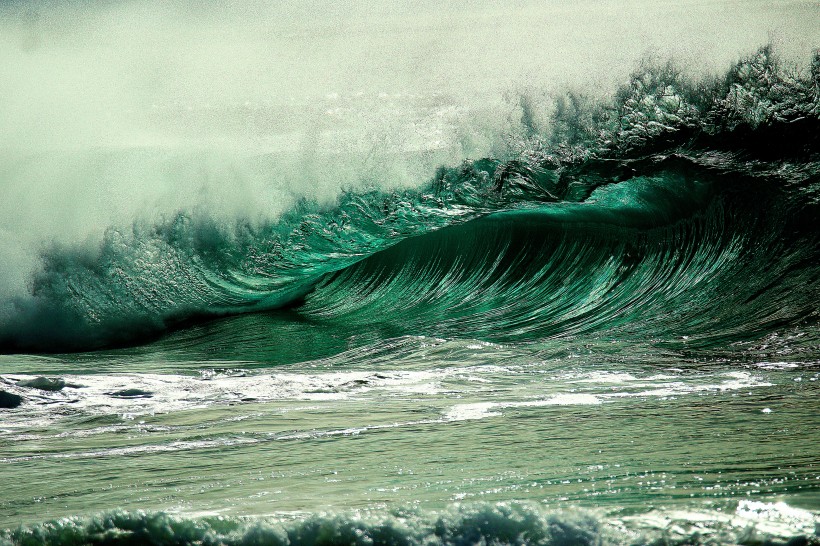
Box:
1, 1, 819, 544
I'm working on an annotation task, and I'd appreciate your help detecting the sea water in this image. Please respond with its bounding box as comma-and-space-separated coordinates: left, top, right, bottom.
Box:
1, 1, 819, 544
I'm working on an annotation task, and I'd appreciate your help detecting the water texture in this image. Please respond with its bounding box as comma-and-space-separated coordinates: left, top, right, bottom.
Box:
1, 34, 819, 546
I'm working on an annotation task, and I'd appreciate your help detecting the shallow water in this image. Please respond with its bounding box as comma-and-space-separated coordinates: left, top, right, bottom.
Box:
1, 337, 819, 543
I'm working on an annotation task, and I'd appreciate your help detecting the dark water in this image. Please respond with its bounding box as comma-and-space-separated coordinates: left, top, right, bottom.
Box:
1, 47, 819, 545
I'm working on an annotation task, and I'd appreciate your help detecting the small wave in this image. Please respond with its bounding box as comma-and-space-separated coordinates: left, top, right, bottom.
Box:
2, 501, 816, 546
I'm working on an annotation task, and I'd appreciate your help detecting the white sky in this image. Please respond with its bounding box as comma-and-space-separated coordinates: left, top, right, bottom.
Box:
0, 0, 817, 148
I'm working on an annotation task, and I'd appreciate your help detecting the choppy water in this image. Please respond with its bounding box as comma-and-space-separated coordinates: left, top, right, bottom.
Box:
1, 42, 820, 545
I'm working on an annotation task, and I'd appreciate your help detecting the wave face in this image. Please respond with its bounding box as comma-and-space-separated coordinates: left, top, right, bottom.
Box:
2, 46, 818, 354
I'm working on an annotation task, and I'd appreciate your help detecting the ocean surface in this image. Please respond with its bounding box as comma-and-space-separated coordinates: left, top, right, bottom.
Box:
1, 4, 819, 543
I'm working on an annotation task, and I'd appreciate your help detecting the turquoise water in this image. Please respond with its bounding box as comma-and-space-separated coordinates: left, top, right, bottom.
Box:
1, 47, 820, 544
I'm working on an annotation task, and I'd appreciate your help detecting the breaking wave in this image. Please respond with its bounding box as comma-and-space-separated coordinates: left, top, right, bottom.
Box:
3, 501, 819, 546
1, 46, 818, 353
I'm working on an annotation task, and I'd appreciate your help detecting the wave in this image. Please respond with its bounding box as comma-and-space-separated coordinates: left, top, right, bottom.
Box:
2, 501, 817, 546
1, 46, 819, 353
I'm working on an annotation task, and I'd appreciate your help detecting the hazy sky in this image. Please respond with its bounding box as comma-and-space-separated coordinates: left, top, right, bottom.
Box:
0, 0, 817, 149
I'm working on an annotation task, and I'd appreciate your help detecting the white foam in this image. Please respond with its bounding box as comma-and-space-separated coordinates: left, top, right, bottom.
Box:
444, 402, 502, 422
0, 369, 449, 426
444, 393, 601, 421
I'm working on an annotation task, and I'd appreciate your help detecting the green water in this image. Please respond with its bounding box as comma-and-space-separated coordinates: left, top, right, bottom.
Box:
2, 43, 820, 546
2, 337, 818, 542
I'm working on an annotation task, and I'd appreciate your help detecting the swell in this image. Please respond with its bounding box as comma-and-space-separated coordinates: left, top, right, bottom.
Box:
1, 46, 818, 353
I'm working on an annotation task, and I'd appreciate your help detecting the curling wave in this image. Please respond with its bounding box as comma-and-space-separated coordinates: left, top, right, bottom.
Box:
1, 46, 818, 353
